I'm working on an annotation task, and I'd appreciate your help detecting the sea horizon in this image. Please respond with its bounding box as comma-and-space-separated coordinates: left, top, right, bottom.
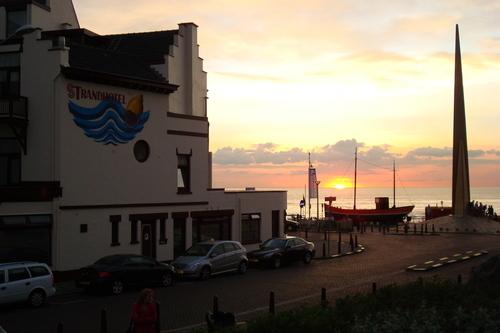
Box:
225, 186, 500, 218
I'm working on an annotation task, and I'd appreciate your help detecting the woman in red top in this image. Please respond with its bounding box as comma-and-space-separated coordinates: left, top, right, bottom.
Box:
131, 288, 159, 333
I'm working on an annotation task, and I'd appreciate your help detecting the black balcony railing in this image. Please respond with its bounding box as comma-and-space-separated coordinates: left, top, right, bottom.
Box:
0, 96, 27, 120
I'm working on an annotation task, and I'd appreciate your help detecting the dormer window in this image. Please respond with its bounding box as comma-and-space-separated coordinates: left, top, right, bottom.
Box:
6, 9, 27, 37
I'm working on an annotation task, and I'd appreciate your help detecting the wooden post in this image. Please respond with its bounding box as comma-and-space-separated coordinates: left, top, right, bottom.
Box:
350, 233, 354, 251
337, 231, 342, 254
420, 224, 423, 235
372, 282, 377, 294
355, 235, 358, 248
413, 224, 417, 234
269, 291, 275, 315
321, 288, 327, 308
322, 242, 326, 258
425, 224, 428, 233
432, 224, 435, 233
371, 224, 374, 232
100, 309, 107, 333
213, 295, 219, 313
396, 224, 399, 233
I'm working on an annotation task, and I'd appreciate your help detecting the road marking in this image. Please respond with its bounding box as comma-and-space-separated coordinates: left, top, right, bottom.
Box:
462, 256, 470, 260
424, 260, 434, 264
466, 251, 473, 254
473, 253, 482, 257
453, 253, 462, 257
447, 259, 457, 263
407, 265, 416, 269
432, 263, 443, 268
439, 257, 449, 261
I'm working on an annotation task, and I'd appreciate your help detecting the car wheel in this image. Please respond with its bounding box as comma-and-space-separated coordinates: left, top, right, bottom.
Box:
199, 266, 211, 280
303, 251, 312, 264
29, 289, 46, 307
111, 280, 124, 295
272, 256, 281, 269
238, 261, 248, 274
161, 272, 174, 287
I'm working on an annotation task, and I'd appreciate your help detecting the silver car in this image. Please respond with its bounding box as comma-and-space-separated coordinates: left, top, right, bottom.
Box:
172, 240, 248, 280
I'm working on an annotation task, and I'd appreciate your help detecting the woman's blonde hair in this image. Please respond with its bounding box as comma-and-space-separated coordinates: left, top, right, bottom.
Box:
136, 288, 154, 305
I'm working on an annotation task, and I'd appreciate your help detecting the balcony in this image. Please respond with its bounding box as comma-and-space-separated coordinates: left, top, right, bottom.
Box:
0, 96, 28, 153
0, 181, 62, 202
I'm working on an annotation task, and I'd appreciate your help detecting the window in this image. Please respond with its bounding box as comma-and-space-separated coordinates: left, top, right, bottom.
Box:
211, 244, 224, 257
130, 220, 138, 244
0, 139, 21, 186
6, 10, 26, 36
80, 224, 88, 233
0, 270, 4, 284
192, 216, 231, 244
8, 267, 30, 282
109, 215, 121, 246
241, 213, 261, 245
28, 266, 49, 277
223, 242, 238, 253
177, 154, 191, 193
133, 140, 150, 163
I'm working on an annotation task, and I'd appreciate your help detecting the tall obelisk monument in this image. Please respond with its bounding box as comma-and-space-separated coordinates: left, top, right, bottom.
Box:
452, 24, 471, 217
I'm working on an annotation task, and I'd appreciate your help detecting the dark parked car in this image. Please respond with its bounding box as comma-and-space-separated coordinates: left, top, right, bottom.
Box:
76, 254, 175, 295
247, 236, 315, 269
285, 219, 300, 232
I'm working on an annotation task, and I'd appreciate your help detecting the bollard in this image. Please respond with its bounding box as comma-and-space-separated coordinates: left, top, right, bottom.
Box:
269, 291, 275, 315
213, 295, 219, 314
404, 224, 408, 234
321, 288, 327, 307
349, 233, 354, 251
371, 224, 374, 232
372, 282, 377, 294
413, 224, 417, 234
338, 231, 342, 254
324, 231, 327, 241
420, 224, 423, 235
457, 274, 462, 285
327, 231, 331, 254
396, 224, 399, 233
355, 235, 358, 248
100, 309, 107, 333
382, 225, 386, 235
425, 224, 428, 233
57, 323, 63, 333
432, 224, 435, 233
378, 223, 381, 232
322, 242, 326, 258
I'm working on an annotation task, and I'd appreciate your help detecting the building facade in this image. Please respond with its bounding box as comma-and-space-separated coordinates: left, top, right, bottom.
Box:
0, 0, 286, 272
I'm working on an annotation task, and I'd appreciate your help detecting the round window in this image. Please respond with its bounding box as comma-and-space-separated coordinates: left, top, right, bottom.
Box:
133, 140, 150, 163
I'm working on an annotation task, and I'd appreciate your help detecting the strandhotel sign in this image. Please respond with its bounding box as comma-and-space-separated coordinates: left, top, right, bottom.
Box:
67, 84, 149, 145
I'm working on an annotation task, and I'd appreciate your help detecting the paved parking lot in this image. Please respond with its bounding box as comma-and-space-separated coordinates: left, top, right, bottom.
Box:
1, 231, 499, 333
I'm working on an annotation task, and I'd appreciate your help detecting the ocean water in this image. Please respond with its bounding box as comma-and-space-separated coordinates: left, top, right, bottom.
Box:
262, 187, 500, 219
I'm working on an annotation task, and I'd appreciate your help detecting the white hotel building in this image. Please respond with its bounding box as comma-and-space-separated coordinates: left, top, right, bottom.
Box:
0, 0, 286, 275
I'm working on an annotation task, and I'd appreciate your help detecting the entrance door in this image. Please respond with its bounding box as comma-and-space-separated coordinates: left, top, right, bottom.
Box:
272, 210, 280, 237
173, 218, 186, 258
141, 223, 156, 258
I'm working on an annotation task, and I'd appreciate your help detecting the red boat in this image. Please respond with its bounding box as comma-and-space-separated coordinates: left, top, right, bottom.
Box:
324, 148, 414, 224
325, 202, 414, 223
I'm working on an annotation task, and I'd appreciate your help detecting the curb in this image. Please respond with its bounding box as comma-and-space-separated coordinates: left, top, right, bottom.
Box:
313, 245, 365, 260
406, 250, 488, 271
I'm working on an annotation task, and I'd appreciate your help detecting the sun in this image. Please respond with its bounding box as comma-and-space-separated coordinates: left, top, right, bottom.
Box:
325, 177, 352, 190
334, 183, 345, 190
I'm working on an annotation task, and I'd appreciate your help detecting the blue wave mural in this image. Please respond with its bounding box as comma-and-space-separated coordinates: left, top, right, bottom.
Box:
68, 96, 149, 145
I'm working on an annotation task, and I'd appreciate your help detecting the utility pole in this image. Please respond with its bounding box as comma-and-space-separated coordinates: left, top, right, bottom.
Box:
316, 180, 321, 220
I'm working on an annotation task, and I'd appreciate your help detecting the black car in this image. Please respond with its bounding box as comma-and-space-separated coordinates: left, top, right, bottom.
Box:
76, 254, 175, 295
247, 236, 315, 269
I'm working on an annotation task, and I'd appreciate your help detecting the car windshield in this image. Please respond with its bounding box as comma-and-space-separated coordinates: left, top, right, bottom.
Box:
184, 244, 213, 256
261, 239, 286, 249
95, 256, 126, 265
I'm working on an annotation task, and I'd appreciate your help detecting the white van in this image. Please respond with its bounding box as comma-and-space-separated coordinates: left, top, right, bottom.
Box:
0, 262, 56, 307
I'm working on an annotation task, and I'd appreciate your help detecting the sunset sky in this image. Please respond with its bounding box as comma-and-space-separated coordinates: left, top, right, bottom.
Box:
74, 0, 500, 188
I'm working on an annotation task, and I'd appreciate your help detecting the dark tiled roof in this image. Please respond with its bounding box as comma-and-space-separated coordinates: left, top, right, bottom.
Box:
42, 28, 177, 84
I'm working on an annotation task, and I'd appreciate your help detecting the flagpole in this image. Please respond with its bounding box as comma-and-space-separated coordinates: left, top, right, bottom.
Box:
308, 152, 311, 219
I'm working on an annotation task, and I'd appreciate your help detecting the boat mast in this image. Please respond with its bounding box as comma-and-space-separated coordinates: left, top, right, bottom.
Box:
353, 147, 357, 210
393, 160, 396, 208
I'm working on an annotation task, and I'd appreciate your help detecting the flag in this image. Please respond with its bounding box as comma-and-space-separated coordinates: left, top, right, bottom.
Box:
299, 195, 305, 208
308, 168, 317, 198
